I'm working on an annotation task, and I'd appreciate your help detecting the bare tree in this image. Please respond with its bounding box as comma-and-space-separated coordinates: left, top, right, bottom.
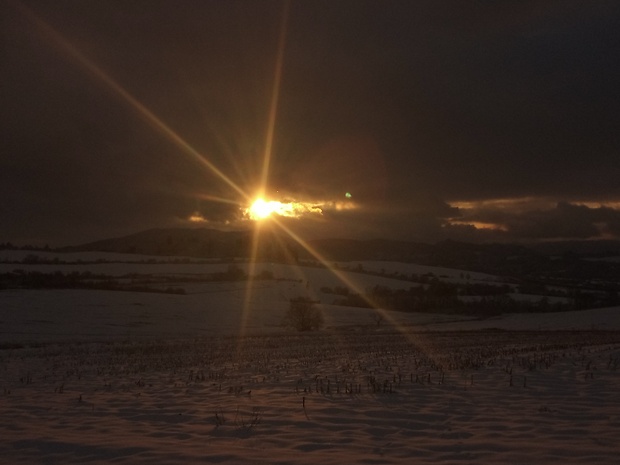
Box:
284, 297, 324, 331
372, 311, 384, 327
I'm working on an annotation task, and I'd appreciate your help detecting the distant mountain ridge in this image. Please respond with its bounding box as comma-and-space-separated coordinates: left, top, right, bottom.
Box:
305, 237, 432, 262
60, 228, 435, 263
60, 228, 298, 262
58, 227, 620, 283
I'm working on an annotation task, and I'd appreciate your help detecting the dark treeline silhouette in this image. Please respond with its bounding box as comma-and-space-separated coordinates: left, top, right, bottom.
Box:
0, 243, 52, 251
0, 265, 276, 294
0, 270, 186, 294
0, 253, 220, 265
323, 281, 618, 316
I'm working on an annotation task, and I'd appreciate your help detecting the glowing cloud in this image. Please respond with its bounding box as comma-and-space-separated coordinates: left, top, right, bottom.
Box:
188, 212, 207, 223
448, 220, 508, 231
245, 198, 323, 221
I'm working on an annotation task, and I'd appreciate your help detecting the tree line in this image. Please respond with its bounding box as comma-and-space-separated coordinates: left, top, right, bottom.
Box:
0, 266, 277, 294
322, 281, 618, 315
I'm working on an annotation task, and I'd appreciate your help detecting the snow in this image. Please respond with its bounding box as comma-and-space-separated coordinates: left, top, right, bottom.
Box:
1, 254, 619, 463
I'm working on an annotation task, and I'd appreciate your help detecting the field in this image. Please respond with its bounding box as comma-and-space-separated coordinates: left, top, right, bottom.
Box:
1, 253, 620, 463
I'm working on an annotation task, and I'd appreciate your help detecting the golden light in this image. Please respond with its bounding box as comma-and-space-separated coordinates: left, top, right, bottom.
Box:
188, 212, 207, 223
448, 220, 508, 231
246, 198, 294, 221
245, 197, 326, 221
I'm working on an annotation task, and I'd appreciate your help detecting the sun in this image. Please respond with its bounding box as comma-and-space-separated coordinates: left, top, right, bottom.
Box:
248, 198, 274, 220
247, 198, 293, 220
244, 196, 329, 221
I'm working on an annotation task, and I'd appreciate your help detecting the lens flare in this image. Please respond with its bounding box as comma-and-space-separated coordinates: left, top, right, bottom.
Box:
17, 0, 433, 356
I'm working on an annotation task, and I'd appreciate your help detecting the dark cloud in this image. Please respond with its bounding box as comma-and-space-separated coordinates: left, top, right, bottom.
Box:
454, 201, 620, 240
2, 0, 620, 245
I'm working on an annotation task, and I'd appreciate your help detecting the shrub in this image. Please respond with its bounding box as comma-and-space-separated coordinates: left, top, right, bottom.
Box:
284, 296, 324, 331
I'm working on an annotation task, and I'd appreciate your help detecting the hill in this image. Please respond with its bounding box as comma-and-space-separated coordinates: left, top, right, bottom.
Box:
56, 227, 620, 286
60, 227, 299, 262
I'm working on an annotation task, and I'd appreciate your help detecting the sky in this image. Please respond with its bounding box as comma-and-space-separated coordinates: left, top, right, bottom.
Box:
2, 0, 620, 247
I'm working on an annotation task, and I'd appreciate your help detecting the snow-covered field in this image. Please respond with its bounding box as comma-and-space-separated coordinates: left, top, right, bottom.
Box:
1, 255, 620, 463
